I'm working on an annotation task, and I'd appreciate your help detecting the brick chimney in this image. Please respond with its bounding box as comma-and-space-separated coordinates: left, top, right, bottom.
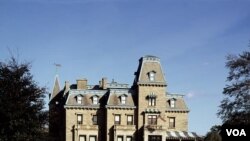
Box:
102, 77, 107, 89
77, 79, 87, 89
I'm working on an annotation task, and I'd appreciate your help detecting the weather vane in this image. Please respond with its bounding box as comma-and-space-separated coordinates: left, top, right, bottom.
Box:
54, 63, 62, 74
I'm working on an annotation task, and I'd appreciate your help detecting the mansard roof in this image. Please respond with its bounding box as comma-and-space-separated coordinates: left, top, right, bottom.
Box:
106, 89, 135, 108
133, 55, 167, 86
65, 89, 107, 107
166, 93, 189, 112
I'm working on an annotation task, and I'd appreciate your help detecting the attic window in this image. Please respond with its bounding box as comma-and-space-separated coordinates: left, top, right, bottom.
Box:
93, 96, 98, 105
121, 95, 126, 104
170, 99, 176, 108
148, 71, 156, 81
77, 96, 83, 104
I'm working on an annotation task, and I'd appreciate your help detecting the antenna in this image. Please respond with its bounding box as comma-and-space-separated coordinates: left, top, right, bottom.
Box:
54, 63, 62, 74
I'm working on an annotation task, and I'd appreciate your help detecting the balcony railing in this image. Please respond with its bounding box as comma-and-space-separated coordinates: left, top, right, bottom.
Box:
144, 124, 165, 131
114, 125, 136, 130
76, 124, 98, 130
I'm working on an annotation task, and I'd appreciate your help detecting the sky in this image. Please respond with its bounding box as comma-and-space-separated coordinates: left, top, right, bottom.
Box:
0, 0, 250, 135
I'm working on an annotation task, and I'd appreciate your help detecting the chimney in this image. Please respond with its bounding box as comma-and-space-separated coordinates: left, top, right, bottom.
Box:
77, 79, 87, 89
102, 77, 107, 89
99, 80, 102, 88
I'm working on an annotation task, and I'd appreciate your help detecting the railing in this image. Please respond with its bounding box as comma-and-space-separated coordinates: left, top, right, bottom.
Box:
144, 125, 164, 130
76, 124, 98, 130
114, 125, 136, 130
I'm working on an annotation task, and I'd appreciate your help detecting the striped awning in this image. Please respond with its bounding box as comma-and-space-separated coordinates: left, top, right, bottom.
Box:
166, 131, 202, 140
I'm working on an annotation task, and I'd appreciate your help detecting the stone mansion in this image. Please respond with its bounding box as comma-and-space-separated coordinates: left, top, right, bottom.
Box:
49, 55, 202, 141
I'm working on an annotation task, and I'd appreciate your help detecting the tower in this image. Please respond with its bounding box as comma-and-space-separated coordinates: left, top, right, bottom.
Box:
133, 55, 168, 141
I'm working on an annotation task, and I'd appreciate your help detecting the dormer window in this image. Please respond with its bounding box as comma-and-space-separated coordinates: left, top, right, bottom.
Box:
77, 96, 82, 104
148, 71, 156, 81
119, 94, 127, 104
92, 96, 98, 105
170, 98, 176, 108
121, 95, 126, 104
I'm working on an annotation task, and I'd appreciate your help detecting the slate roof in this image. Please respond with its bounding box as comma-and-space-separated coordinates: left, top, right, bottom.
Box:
106, 89, 135, 108
166, 94, 189, 112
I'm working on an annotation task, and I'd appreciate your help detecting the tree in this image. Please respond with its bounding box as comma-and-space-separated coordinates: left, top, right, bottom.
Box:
204, 125, 222, 141
0, 57, 48, 140
218, 48, 250, 125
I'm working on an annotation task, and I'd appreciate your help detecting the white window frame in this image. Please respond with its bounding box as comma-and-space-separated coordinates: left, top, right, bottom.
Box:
93, 96, 98, 105
126, 136, 132, 141
115, 115, 121, 125
127, 115, 133, 125
77, 114, 83, 125
169, 117, 175, 128
121, 96, 126, 104
170, 99, 175, 108
77, 96, 82, 104
89, 136, 97, 141
149, 72, 155, 81
148, 97, 156, 106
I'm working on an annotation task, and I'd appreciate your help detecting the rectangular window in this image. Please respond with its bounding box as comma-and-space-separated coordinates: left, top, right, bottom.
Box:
93, 96, 98, 104
117, 136, 123, 141
77, 96, 82, 104
121, 96, 126, 104
148, 98, 156, 106
79, 135, 86, 141
169, 117, 175, 128
115, 115, 121, 125
149, 72, 155, 81
170, 100, 175, 108
77, 114, 83, 125
92, 115, 98, 125
89, 136, 96, 141
148, 115, 157, 125
126, 136, 132, 141
127, 115, 133, 125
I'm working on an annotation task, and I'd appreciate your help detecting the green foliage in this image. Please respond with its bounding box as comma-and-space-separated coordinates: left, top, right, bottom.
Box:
218, 48, 250, 124
0, 57, 48, 140
204, 131, 222, 141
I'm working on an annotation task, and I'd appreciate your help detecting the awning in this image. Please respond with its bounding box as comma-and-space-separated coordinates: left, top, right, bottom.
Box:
166, 131, 202, 140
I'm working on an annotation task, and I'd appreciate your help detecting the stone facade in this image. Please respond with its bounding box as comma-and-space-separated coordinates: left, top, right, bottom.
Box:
49, 55, 202, 141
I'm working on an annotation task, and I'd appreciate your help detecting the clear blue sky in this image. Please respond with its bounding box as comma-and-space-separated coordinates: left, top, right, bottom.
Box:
1, 0, 250, 135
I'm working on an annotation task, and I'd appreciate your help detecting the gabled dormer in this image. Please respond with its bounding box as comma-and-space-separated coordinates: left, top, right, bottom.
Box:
133, 55, 167, 86
91, 95, 99, 105
75, 94, 84, 104
119, 94, 128, 104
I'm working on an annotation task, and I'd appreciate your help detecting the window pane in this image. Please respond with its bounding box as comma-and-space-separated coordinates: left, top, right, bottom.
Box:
127, 116, 132, 121
115, 115, 120, 124
77, 114, 83, 124
169, 117, 175, 128
89, 136, 96, 141
170, 100, 175, 108
93, 115, 97, 125
77, 96, 82, 104
126, 136, 132, 141
79, 135, 85, 141
117, 136, 123, 141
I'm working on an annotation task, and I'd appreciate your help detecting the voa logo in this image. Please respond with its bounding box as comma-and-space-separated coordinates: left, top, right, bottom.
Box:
226, 129, 246, 136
